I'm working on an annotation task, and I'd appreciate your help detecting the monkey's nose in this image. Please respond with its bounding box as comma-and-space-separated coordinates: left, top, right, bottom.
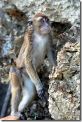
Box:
45, 23, 49, 28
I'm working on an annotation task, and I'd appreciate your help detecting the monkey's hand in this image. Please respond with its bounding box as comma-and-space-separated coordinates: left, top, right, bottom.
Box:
37, 86, 45, 100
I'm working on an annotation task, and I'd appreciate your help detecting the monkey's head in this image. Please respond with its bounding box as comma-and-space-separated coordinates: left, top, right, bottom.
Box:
33, 13, 51, 35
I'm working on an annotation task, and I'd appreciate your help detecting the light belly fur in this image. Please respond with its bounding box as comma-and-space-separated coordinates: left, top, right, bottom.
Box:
32, 34, 48, 68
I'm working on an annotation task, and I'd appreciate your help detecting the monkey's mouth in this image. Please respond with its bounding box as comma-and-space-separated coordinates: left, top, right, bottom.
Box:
40, 27, 51, 34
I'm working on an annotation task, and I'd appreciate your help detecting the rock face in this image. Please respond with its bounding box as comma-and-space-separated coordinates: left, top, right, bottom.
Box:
48, 42, 80, 120
0, 0, 80, 58
0, 0, 80, 120
4, 0, 80, 25
47, 0, 80, 121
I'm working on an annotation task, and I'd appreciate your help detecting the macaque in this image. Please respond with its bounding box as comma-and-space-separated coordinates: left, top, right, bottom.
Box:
9, 13, 55, 117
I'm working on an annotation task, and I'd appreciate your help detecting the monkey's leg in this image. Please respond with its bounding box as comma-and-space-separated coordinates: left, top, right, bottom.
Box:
11, 87, 21, 116
18, 74, 36, 113
18, 89, 32, 112
9, 67, 22, 116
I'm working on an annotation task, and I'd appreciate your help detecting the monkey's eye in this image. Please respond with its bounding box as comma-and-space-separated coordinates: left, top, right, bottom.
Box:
45, 18, 49, 22
40, 19, 45, 23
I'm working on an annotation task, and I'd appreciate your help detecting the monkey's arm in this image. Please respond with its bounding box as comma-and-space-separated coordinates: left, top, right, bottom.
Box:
48, 47, 55, 66
15, 26, 33, 68
47, 39, 55, 67
24, 57, 44, 96
23, 30, 43, 92
24, 59, 45, 99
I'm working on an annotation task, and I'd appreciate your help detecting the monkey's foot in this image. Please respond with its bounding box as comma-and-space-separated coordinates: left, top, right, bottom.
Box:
10, 112, 25, 120
11, 112, 21, 117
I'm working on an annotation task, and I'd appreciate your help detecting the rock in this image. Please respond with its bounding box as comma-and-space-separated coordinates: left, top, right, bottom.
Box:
3, 0, 80, 26
4, 4, 28, 23
48, 42, 80, 120
8, 35, 24, 58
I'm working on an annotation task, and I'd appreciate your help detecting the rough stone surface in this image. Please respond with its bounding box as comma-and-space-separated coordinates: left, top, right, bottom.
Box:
0, 0, 80, 58
49, 42, 80, 120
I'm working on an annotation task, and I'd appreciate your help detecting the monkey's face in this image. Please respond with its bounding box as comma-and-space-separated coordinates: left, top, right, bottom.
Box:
33, 16, 51, 35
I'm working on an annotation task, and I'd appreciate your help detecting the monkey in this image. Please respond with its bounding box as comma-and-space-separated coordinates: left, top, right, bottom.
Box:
9, 13, 55, 117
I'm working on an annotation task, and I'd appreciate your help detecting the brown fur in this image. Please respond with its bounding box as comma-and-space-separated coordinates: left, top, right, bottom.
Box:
15, 25, 33, 68
33, 13, 48, 19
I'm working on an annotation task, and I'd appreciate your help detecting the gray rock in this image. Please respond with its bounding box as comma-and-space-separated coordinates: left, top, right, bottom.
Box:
48, 42, 80, 120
